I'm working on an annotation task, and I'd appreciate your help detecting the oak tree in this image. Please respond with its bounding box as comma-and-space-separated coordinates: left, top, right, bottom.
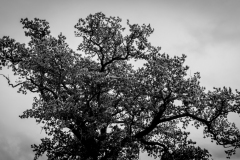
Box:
1, 12, 240, 160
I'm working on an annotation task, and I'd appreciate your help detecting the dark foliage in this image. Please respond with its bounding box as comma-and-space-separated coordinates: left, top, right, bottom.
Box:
1, 12, 240, 160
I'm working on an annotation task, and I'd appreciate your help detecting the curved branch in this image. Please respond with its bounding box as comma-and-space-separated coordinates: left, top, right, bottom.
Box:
26, 77, 58, 99
186, 112, 210, 124
159, 113, 188, 123
0, 74, 24, 88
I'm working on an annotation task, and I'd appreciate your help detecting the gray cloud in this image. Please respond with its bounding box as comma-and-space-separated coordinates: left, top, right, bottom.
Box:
0, 122, 34, 160
0, 123, 47, 160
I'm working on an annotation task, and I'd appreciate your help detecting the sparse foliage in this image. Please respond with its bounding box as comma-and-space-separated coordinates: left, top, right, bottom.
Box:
1, 12, 240, 160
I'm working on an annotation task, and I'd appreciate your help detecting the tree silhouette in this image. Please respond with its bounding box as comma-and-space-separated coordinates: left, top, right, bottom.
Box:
1, 12, 240, 160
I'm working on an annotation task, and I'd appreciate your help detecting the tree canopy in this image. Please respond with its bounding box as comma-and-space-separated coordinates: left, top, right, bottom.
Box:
1, 12, 240, 160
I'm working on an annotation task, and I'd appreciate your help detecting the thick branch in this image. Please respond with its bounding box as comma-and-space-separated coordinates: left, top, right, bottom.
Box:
134, 104, 167, 139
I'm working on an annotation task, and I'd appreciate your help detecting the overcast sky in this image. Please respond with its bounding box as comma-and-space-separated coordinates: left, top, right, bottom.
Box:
0, 0, 240, 160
